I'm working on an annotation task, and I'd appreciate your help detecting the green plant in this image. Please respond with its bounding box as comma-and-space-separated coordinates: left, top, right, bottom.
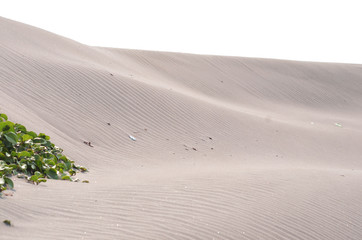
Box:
0, 113, 87, 192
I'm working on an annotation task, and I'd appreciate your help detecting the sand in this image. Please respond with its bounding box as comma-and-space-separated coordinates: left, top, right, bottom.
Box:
1, 16, 362, 239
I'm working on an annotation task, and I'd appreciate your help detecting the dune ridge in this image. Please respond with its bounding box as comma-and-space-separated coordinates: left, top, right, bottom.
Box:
1, 16, 362, 239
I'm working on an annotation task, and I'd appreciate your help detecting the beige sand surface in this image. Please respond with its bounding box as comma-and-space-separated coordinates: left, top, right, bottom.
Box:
1, 16, 362, 239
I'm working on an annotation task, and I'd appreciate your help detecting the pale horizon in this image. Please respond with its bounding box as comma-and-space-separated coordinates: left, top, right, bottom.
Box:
1, 0, 362, 64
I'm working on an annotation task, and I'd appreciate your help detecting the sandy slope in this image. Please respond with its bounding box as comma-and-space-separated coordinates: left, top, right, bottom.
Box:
1, 16, 362, 239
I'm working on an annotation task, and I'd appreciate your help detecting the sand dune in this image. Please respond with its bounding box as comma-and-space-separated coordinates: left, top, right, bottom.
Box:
1, 16, 362, 239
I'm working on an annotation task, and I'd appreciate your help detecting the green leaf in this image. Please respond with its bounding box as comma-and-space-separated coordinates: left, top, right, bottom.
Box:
61, 175, 71, 180
68, 169, 76, 176
15, 124, 27, 132
0, 121, 14, 132
4, 132, 18, 145
64, 161, 72, 171
46, 168, 58, 179
22, 134, 33, 141
18, 151, 31, 158
38, 133, 50, 140
35, 158, 43, 170
33, 138, 47, 145
79, 166, 88, 172
45, 159, 56, 166
59, 156, 68, 161
0, 113, 8, 121
29, 175, 39, 182
4, 177, 14, 189
34, 171, 43, 177
43, 140, 52, 147
27, 131, 37, 138
38, 179, 47, 183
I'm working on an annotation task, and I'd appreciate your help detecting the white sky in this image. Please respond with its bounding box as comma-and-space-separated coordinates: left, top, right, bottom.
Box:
1, 0, 362, 63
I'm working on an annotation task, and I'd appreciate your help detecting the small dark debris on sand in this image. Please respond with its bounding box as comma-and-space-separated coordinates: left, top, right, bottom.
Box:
3, 220, 11, 226
83, 141, 94, 147
107, 122, 111, 126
